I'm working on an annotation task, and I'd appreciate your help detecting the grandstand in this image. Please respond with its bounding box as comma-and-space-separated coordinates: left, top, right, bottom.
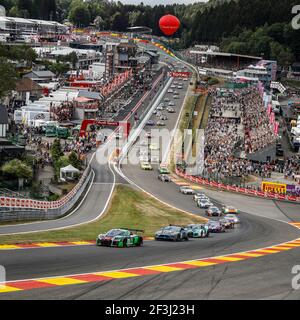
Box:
127, 26, 152, 34
0, 16, 67, 36
184, 49, 262, 72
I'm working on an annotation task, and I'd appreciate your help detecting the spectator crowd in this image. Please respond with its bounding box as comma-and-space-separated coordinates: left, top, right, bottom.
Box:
203, 86, 282, 182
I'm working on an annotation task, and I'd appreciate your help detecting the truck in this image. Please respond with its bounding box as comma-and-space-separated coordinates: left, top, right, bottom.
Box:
56, 127, 70, 139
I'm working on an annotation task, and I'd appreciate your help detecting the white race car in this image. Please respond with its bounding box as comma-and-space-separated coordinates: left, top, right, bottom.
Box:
224, 214, 240, 224
197, 199, 213, 209
180, 186, 195, 195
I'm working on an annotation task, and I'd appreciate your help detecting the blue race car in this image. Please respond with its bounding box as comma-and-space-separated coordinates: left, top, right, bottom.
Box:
155, 226, 189, 241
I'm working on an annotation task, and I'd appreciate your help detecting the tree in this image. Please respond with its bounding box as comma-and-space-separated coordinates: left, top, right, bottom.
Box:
2, 159, 33, 189
110, 12, 128, 31
17, 0, 33, 17
94, 15, 105, 30
270, 41, 294, 67
66, 51, 78, 69
50, 139, 63, 163
68, 4, 91, 27
0, 57, 18, 100
8, 6, 20, 17
32, 0, 57, 20
48, 62, 70, 76
222, 41, 249, 55
54, 155, 70, 178
68, 151, 81, 170
128, 11, 141, 27
23, 46, 38, 68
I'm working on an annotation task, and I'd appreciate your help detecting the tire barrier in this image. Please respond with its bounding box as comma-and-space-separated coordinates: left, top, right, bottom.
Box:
175, 168, 300, 203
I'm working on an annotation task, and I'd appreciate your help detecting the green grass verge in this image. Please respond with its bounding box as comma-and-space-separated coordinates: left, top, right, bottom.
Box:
0, 185, 206, 244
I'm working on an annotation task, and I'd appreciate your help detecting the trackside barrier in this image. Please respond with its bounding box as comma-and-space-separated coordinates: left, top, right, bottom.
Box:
0, 166, 93, 221
175, 168, 300, 203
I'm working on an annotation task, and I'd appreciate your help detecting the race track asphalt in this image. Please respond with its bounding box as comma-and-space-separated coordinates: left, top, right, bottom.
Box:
1, 50, 300, 300
0, 210, 299, 300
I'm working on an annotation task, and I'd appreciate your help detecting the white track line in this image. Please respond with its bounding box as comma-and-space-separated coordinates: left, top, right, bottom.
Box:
4, 233, 300, 285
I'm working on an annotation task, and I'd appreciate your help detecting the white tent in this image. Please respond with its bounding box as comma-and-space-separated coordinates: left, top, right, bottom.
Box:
60, 165, 80, 182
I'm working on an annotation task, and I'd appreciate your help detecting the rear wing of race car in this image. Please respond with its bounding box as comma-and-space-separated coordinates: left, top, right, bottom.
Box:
169, 224, 188, 229
118, 228, 145, 233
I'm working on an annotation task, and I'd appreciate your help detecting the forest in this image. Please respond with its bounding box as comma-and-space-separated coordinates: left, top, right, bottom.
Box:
0, 0, 299, 65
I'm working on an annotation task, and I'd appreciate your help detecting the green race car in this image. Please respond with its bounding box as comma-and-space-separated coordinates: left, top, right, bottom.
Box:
158, 166, 170, 174
96, 228, 144, 247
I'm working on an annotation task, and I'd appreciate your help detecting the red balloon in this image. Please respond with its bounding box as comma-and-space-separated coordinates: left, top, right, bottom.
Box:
159, 14, 180, 36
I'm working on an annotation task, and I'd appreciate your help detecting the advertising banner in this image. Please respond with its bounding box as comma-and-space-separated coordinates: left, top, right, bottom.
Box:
261, 181, 286, 194
286, 184, 300, 196
170, 72, 191, 78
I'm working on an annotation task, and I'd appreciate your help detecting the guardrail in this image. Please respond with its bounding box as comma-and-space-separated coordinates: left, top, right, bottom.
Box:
0, 166, 93, 222
175, 168, 300, 203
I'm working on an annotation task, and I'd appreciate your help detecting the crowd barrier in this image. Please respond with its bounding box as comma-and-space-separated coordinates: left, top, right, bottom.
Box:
175, 168, 300, 203
0, 166, 93, 212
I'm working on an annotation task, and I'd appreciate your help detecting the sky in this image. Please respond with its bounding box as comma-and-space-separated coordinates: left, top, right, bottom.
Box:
117, 0, 207, 6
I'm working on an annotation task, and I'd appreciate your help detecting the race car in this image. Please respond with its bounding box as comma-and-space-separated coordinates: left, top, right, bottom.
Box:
224, 214, 240, 224
158, 174, 171, 182
157, 103, 165, 110
197, 199, 213, 209
140, 162, 153, 170
146, 120, 155, 126
96, 228, 143, 247
166, 107, 175, 113
180, 185, 195, 195
185, 224, 209, 238
193, 192, 208, 202
156, 120, 166, 126
219, 218, 235, 229
158, 166, 170, 174
206, 221, 225, 233
205, 206, 222, 217
222, 206, 239, 214
160, 115, 168, 121
149, 143, 159, 150
155, 225, 189, 241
